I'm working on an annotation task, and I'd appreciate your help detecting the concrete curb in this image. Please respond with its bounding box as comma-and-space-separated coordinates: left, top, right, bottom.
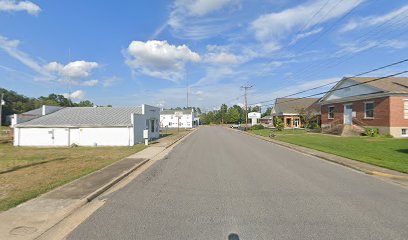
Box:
228, 127, 408, 182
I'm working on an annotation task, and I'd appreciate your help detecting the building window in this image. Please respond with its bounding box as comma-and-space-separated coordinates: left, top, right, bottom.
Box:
364, 102, 374, 119
402, 129, 407, 136
404, 100, 408, 119
328, 106, 335, 119
169, 122, 172, 126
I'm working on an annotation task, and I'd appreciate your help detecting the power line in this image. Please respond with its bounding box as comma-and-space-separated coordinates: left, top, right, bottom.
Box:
259, 70, 408, 108
250, 57, 408, 105
288, 6, 408, 82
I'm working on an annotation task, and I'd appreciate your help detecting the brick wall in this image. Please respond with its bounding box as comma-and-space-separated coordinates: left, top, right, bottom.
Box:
389, 96, 408, 127
321, 97, 390, 127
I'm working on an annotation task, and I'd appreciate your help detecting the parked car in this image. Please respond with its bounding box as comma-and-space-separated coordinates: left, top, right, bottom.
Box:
230, 124, 240, 129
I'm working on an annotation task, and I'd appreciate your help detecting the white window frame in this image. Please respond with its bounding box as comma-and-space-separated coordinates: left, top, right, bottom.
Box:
364, 101, 375, 119
328, 106, 335, 119
404, 99, 408, 120
402, 129, 407, 137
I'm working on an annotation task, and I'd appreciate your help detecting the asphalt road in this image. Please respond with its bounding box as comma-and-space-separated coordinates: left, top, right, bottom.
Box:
68, 126, 408, 240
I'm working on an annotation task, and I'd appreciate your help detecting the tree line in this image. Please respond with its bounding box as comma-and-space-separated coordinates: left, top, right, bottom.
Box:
0, 88, 95, 125
200, 104, 272, 124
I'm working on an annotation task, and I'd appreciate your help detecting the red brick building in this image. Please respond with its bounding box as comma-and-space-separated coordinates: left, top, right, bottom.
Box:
271, 98, 320, 128
320, 77, 408, 138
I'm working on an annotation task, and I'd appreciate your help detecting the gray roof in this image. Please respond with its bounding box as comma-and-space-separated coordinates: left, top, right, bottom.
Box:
275, 98, 320, 114
16, 107, 143, 127
20, 107, 42, 116
347, 77, 408, 93
161, 109, 193, 115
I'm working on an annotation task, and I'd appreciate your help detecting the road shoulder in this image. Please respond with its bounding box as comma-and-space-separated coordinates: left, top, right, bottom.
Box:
228, 127, 408, 188
0, 128, 196, 240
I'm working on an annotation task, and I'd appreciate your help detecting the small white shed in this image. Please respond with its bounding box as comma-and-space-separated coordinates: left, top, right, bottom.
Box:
13, 104, 160, 147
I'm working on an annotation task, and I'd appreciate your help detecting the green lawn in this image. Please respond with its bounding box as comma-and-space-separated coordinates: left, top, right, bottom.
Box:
252, 132, 408, 173
250, 128, 307, 137
0, 143, 146, 212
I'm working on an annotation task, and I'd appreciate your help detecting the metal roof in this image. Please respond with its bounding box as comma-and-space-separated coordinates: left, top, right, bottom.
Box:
16, 107, 143, 127
161, 109, 193, 115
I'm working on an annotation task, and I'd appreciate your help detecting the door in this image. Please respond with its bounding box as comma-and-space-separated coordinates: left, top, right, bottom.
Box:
344, 104, 353, 125
293, 119, 300, 128
70, 128, 80, 145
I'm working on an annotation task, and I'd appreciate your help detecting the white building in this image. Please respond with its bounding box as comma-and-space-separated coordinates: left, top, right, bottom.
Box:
13, 104, 160, 147
160, 109, 199, 129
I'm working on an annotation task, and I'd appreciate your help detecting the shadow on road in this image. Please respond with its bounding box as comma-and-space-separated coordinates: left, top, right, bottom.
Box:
228, 233, 240, 240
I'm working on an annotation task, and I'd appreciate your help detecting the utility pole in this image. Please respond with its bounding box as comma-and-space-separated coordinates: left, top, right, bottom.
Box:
241, 85, 253, 130
186, 78, 189, 108
0, 93, 4, 127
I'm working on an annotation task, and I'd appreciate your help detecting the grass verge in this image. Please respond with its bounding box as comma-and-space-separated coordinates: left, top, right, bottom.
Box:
0, 143, 145, 212
250, 130, 408, 174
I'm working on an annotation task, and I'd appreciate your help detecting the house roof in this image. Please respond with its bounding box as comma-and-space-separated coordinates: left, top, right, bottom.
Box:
16, 107, 143, 127
346, 77, 408, 93
21, 107, 42, 115
274, 98, 320, 114
161, 109, 193, 115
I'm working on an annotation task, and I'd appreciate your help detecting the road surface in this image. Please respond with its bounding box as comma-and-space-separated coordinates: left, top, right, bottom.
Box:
68, 126, 408, 240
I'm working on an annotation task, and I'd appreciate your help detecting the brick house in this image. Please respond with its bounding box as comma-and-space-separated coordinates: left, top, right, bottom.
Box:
271, 98, 320, 128
320, 77, 408, 138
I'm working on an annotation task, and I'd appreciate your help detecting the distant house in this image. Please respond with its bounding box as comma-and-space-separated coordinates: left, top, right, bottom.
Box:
259, 115, 273, 125
271, 98, 320, 128
14, 104, 160, 147
160, 109, 199, 129
319, 77, 408, 138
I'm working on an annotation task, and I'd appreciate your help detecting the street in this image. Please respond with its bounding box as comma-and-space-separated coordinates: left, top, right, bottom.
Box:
68, 126, 408, 240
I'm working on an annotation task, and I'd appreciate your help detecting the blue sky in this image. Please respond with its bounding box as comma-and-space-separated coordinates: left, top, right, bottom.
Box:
1, 0, 408, 111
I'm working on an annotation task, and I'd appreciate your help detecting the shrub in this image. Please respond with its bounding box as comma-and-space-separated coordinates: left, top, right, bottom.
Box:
250, 124, 265, 130
308, 122, 319, 129
364, 127, 379, 137
274, 118, 284, 131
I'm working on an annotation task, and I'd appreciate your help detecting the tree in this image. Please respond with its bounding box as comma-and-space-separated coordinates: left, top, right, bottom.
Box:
252, 105, 261, 113
219, 104, 228, 124
77, 100, 94, 107
298, 107, 317, 129
274, 117, 284, 131
262, 107, 272, 117
226, 107, 240, 123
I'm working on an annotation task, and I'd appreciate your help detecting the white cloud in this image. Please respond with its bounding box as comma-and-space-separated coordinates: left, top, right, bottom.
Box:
0, 35, 48, 76
44, 60, 99, 79
164, 0, 241, 40
81, 79, 98, 86
0, 35, 99, 86
0, 0, 41, 15
251, 0, 363, 48
337, 39, 408, 54
290, 27, 323, 45
63, 90, 85, 101
125, 40, 200, 81
340, 5, 408, 33
175, 0, 237, 17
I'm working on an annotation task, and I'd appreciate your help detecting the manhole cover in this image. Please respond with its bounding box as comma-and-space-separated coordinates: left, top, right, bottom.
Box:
9, 226, 37, 236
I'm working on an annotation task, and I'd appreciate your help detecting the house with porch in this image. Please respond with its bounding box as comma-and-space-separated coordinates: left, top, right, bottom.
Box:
271, 98, 320, 128
319, 77, 408, 138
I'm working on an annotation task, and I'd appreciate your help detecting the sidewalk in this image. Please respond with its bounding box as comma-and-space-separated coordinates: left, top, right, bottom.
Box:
232, 128, 408, 188
0, 129, 194, 240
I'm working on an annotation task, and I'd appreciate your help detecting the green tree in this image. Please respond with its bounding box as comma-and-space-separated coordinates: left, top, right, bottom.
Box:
226, 107, 240, 123
262, 107, 272, 117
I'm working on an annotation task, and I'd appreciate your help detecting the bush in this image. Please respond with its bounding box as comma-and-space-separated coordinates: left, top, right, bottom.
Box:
364, 127, 379, 137
274, 118, 284, 131
308, 122, 319, 129
250, 124, 265, 130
